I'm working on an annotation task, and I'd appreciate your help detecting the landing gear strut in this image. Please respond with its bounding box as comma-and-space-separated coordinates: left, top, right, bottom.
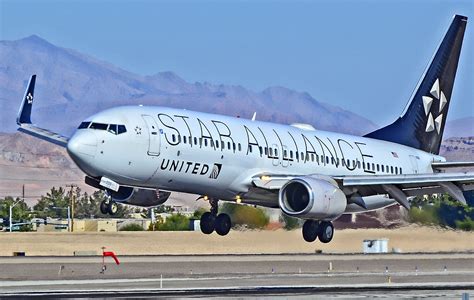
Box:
100, 198, 119, 215
302, 220, 334, 243
200, 198, 232, 236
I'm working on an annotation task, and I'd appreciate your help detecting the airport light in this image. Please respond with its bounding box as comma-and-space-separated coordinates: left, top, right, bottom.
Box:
50, 206, 71, 232
8, 199, 23, 233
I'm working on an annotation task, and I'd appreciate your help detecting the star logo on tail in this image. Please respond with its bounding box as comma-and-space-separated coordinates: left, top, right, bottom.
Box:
26, 93, 33, 104
422, 78, 448, 134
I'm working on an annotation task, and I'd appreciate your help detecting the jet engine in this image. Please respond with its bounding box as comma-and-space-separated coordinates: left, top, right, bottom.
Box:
108, 186, 171, 207
279, 176, 347, 220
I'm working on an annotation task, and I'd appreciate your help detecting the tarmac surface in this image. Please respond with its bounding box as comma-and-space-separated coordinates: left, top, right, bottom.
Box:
0, 253, 473, 298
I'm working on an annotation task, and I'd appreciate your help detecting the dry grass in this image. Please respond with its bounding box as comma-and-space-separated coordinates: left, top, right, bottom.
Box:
0, 225, 472, 256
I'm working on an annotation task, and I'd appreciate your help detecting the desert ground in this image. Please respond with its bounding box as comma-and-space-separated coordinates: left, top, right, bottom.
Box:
0, 225, 472, 256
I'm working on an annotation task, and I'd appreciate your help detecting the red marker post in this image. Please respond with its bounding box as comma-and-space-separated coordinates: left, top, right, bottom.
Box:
101, 247, 120, 273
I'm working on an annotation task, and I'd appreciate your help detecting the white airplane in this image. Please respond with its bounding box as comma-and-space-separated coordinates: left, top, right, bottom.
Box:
16, 15, 474, 242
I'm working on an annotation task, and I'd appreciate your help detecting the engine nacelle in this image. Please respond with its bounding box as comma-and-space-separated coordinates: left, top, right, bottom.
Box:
279, 176, 347, 220
108, 186, 171, 207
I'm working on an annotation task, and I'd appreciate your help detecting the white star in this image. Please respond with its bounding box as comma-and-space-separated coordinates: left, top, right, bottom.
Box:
425, 113, 435, 132
435, 114, 443, 134
430, 78, 440, 99
439, 91, 447, 112
422, 96, 433, 115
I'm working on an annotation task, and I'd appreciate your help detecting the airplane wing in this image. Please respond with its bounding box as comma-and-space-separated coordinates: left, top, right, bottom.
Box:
16, 75, 69, 147
251, 172, 474, 209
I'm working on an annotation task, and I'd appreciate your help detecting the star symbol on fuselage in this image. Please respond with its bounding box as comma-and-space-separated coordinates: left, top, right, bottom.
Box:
422, 78, 448, 134
134, 126, 142, 135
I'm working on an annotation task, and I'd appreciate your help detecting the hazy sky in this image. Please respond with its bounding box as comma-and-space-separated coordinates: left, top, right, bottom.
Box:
1, 0, 472, 125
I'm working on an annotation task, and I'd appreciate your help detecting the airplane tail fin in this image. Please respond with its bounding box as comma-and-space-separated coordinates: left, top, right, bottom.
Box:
365, 15, 467, 154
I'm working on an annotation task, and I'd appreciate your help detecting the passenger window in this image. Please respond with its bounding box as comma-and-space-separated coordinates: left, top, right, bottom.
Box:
326, 157, 329, 164
178, 135, 181, 143
372, 163, 375, 171
259, 147, 263, 156
227, 142, 231, 150
301, 152, 304, 161
204, 139, 208, 147
342, 159, 345, 166
78, 122, 91, 129
311, 154, 314, 162
233, 143, 236, 151
194, 137, 198, 145
400, 168, 403, 174
117, 125, 127, 134
221, 141, 225, 149
238, 143, 242, 151
215, 140, 219, 147
269, 148, 273, 156
395, 167, 398, 174
275, 149, 278, 156
381, 165, 384, 172
284, 150, 287, 158
183, 136, 187, 144
357, 161, 361, 169
386, 165, 389, 173
391, 166, 394, 174
172, 134, 176, 143
377, 164, 380, 172
290, 151, 293, 159
296, 152, 299, 160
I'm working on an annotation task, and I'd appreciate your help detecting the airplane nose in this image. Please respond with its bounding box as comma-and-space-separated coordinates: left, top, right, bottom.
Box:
67, 130, 97, 159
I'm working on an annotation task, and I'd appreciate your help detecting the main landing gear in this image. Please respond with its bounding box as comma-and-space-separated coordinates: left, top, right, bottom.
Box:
200, 198, 232, 236
100, 198, 118, 215
302, 220, 334, 243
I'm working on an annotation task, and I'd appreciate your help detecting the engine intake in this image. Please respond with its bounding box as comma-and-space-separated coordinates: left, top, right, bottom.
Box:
279, 177, 347, 220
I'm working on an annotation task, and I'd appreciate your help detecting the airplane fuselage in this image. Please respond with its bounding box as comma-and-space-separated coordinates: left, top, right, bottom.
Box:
67, 105, 444, 210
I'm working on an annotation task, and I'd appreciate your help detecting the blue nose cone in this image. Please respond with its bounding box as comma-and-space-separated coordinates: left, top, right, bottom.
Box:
67, 130, 98, 175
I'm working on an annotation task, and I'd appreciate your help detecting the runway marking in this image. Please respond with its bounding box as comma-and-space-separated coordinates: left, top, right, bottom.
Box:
1, 271, 473, 287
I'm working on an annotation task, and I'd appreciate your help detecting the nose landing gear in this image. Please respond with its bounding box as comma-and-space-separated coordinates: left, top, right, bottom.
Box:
302, 220, 334, 243
100, 198, 118, 215
200, 198, 232, 236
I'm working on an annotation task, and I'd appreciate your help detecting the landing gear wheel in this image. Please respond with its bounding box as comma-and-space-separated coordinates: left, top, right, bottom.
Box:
302, 220, 320, 242
100, 200, 109, 215
200, 212, 216, 234
318, 221, 334, 243
215, 213, 232, 236
107, 201, 119, 215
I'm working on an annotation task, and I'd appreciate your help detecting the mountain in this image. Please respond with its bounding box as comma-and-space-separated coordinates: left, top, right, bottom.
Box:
439, 136, 474, 162
444, 117, 474, 139
0, 35, 376, 135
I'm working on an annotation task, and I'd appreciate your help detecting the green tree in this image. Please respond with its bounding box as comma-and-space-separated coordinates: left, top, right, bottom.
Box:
220, 202, 269, 229
33, 187, 70, 218
408, 194, 474, 231
0, 196, 32, 231
151, 214, 191, 231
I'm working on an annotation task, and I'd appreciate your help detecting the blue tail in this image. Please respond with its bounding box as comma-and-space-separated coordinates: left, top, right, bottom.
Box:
365, 15, 467, 154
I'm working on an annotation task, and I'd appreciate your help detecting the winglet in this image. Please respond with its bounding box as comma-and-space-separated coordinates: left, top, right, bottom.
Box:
17, 75, 36, 125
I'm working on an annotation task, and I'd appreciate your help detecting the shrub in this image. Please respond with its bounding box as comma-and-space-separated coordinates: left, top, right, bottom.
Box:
119, 223, 144, 231
280, 213, 302, 230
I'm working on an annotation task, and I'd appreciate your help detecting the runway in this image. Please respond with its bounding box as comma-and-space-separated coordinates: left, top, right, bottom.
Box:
0, 253, 473, 298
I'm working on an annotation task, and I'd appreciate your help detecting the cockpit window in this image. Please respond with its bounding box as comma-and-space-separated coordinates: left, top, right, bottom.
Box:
108, 124, 118, 134
89, 122, 108, 130
78, 121, 91, 129
80, 122, 126, 135
117, 125, 127, 134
